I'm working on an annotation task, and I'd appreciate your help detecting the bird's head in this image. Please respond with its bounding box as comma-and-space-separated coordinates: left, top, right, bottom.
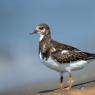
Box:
30, 23, 51, 36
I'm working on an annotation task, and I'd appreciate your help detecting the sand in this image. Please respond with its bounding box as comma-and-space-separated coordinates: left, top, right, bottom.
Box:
36, 87, 95, 95
0, 81, 95, 95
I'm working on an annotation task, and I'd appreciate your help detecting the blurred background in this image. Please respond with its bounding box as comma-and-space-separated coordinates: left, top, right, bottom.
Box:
0, 0, 95, 93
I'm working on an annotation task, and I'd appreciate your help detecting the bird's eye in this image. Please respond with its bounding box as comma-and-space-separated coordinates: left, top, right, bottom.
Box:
39, 27, 44, 30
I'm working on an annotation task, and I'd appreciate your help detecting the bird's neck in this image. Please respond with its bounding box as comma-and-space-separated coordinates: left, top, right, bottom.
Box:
39, 34, 52, 60
39, 34, 51, 42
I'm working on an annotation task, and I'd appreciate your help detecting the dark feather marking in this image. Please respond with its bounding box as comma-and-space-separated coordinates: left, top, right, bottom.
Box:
52, 40, 80, 51
38, 24, 95, 64
39, 35, 51, 60
51, 50, 95, 63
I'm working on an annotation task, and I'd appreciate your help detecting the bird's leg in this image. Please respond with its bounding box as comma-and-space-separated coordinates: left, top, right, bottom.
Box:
54, 73, 65, 93
66, 73, 74, 90
60, 74, 64, 90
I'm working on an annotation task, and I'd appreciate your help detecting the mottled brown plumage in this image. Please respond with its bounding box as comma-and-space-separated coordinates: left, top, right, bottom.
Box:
52, 40, 79, 51
31, 23, 95, 91
51, 50, 95, 63
39, 37, 95, 63
39, 35, 51, 60
37, 23, 95, 63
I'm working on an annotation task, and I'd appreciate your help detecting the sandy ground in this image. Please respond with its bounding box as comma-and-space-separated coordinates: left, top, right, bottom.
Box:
0, 81, 95, 95
0, 88, 95, 95
36, 87, 95, 95
1, 87, 95, 95
36, 81, 95, 95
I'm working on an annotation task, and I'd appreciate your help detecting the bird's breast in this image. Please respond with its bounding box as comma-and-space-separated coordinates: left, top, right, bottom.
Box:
39, 52, 68, 72
39, 52, 87, 72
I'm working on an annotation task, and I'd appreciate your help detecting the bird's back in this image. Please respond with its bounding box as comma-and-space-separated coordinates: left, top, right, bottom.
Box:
51, 40, 95, 63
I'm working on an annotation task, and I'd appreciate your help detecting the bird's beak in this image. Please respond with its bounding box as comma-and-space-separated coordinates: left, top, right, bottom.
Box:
29, 30, 38, 35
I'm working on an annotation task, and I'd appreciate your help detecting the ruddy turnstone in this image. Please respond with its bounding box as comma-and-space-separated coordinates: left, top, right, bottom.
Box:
30, 23, 95, 92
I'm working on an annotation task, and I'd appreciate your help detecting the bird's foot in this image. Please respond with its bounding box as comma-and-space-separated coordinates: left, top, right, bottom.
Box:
66, 77, 74, 90
53, 88, 66, 95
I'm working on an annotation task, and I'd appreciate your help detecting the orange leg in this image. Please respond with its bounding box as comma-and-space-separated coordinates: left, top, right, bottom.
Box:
66, 73, 74, 90
54, 74, 65, 94
60, 75, 64, 90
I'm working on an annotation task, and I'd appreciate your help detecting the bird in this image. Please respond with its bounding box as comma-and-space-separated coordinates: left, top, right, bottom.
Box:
30, 23, 95, 92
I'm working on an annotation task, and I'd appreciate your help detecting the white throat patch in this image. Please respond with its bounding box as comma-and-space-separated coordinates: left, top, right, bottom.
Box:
40, 35, 44, 41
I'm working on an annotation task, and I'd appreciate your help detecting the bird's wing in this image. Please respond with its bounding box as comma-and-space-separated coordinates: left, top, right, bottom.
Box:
51, 40, 95, 63
51, 50, 95, 63
52, 40, 80, 51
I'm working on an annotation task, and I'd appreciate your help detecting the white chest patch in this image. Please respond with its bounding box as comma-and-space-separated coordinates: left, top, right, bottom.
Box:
61, 50, 68, 54
39, 52, 42, 59
40, 35, 44, 41
39, 52, 87, 72
44, 56, 61, 71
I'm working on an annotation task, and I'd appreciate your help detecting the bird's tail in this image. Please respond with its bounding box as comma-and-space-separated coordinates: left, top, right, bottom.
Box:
86, 52, 95, 59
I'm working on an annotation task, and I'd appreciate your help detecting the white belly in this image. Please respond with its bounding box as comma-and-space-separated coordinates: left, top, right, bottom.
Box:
39, 53, 87, 72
